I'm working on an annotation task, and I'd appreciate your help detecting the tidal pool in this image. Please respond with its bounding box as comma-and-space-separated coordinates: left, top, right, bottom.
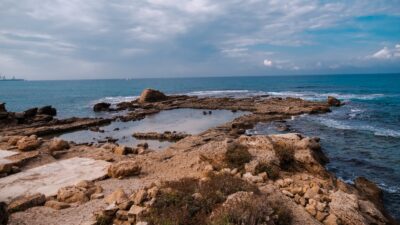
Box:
60, 108, 247, 149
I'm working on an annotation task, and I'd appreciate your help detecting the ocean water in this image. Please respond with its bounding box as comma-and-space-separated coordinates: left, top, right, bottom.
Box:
0, 74, 399, 219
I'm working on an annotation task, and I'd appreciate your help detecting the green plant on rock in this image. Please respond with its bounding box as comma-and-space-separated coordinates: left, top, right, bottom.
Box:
224, 142, 252, 169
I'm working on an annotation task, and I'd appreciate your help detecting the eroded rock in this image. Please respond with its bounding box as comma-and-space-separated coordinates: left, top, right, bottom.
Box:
108, 161, 141, 178
138, 89, 167, 103
8, 193, 46, 213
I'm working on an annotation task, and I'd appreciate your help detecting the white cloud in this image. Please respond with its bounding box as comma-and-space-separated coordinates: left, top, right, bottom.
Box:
371, 44, 400, 59
263, 59, 273, 67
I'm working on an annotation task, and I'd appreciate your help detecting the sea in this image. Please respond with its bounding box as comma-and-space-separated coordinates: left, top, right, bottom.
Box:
1, 74, 399, 219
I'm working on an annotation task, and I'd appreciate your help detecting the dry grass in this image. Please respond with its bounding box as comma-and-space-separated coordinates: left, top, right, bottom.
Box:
273, 140, 295, 171
224, 142, 252, 169
254, 161, 280, 180
144, 173, 258, 225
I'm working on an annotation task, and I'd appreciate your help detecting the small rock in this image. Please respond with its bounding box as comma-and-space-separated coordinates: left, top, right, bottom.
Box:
116, 210, 129, 221
327, 96, 341, 107
132, 189, 148, 205
105, 188, 129, 205
44, 200, 70, 210
57, 186, 89, 203
282, 190, 294, 198
8, 193, 46, 213
49, 138, 70, 152
136, 222, 148, 225
305, 203, 317, 216
91, 193, 104, 199
243, 172, 264, 183
113, 146, 132, 155
323, 214, 339, 225
17, 136, 42, 151
128, 205, 147, 219
315, 211, 328, 222
108, 161, 141, 178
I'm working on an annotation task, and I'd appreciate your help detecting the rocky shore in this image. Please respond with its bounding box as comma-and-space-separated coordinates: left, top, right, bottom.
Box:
0, 89, 397, 225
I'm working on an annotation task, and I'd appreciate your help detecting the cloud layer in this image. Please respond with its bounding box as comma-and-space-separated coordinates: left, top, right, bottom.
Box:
0, 0, 399, 79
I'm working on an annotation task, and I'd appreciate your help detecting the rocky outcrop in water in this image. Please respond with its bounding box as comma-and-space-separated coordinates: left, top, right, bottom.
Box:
132, 131, 190, 141
327, 96, 341, 107
138, 89, 167, 103
93, 102, 111, 112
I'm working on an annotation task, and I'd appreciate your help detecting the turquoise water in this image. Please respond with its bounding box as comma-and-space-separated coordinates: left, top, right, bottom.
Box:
1, 74, 400, 219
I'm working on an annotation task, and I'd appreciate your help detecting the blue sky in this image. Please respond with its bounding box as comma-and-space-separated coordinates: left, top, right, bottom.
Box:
0, 0, 399, 80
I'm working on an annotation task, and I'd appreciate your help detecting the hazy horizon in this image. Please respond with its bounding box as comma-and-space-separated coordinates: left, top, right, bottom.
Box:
1, 1, 399, 80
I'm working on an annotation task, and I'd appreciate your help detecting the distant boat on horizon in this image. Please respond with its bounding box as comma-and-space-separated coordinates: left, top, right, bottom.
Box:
0, 74, 24, 81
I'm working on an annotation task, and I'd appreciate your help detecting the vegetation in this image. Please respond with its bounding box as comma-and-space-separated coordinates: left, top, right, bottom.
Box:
254, 161, 280, 180
273, 140, 295, 171
224, 142, 252, 169
144, 173, 258, 225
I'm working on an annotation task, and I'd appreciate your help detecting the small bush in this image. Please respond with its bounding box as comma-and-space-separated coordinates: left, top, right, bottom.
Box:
254, 162, 280, 180
273, 140, 295, 171
209, 194, 273, 225
224, 142, 252, 169
271, 201, 293, 225
144, 173, 258, 225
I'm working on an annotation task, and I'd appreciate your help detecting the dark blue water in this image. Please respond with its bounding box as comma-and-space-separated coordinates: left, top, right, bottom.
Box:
1, 74, 400, 219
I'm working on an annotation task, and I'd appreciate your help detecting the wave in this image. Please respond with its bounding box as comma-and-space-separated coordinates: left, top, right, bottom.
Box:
185, 89, 386, 101
340, 178, 399, 194
92, 96, 139, 105
311, 117, 400, 138
266, 91, 385, 101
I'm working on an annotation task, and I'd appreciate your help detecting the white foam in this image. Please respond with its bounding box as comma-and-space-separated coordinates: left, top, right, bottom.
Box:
310, 117, 400, 138
92, 96, 139, 106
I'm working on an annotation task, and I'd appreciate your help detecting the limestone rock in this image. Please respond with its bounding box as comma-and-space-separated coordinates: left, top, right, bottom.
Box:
57, 186, 89, 203
329, 190, 367, 225
8, 193, 46, 213
17, 136, 42, 151
327, 96, 341, 107
138, 89, 167, 103
108, 161, 141, 178
113, 146, 132, 155
354, 177, 383, 210
49, 138, 70, 152
132, 189, 148, 205
105, 188, 129, 205
44, 200, 70, 210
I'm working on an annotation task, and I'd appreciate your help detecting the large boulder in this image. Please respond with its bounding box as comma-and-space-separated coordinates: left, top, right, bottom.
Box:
329, 190, 367, 225
93, 102, 111, 112
38, 105, 57, 116
108, 161, 141, 178
16, 135, 43, 151
7, 193, 46, 213
354, 177, 383, 210
327, 96, 341, 107
138, 89, 167, 103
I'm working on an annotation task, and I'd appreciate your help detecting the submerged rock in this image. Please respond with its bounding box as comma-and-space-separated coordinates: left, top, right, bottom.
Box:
0, 103, 6, 112
138, 89, 167, 103
327, 96, 341, 107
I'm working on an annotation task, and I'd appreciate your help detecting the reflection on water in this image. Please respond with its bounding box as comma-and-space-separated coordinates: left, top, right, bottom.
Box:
60, 109, 247, 149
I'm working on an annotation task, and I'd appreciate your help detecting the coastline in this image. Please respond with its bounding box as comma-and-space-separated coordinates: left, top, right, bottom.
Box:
0, 89, 397, 225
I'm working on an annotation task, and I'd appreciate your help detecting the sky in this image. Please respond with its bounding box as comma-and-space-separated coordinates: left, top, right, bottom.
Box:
0, 0, 400, 80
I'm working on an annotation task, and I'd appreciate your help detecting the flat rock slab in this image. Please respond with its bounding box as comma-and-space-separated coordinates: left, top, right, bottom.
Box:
0, 157, 111, 203
0, 149, 19, 164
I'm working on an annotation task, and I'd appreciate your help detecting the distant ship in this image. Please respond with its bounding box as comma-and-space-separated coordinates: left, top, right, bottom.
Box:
0, 74, 24, 81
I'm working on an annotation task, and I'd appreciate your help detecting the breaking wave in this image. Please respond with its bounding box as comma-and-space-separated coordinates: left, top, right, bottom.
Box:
311, 117, 400, 138
92, 96, 139, 105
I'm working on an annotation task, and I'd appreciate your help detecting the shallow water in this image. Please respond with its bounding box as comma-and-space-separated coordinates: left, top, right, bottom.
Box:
60, 109, 247, 149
